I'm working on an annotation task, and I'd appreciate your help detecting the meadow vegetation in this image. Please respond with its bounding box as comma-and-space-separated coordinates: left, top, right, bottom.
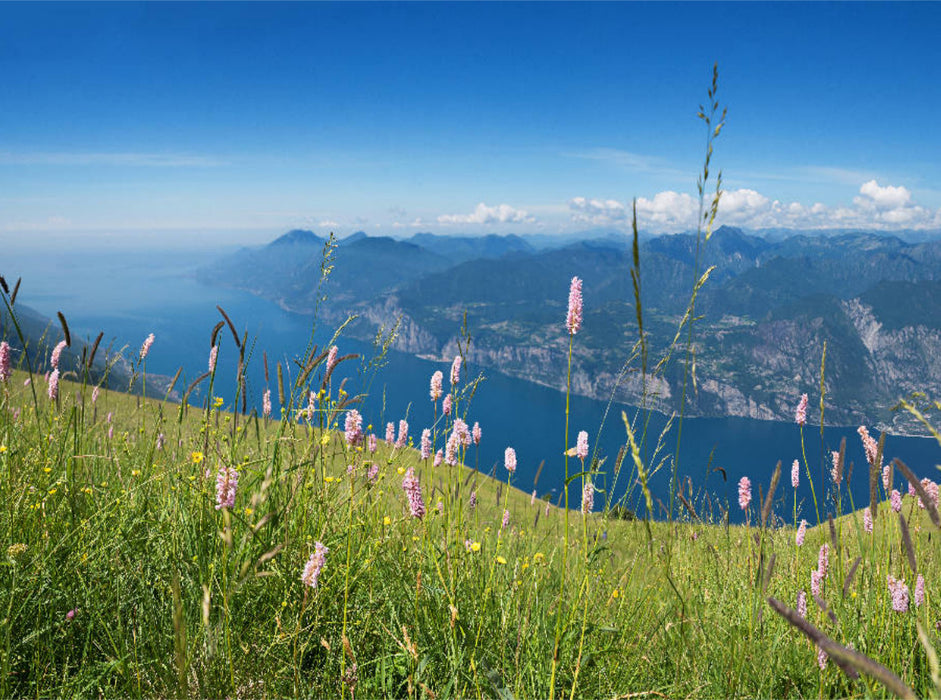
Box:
1, 67, 940, 698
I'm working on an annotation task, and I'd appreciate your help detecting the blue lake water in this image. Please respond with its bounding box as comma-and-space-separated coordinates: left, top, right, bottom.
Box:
6, 247, 941, 523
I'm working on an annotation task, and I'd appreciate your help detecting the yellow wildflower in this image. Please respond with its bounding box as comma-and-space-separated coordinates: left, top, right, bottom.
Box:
324, 476, 335, 484
612, 588, 620, 599
131, 469, 141, 477
191, 451, 204, 465
320, 434, 330, 446
383, 516, 392, 526
496, 556, 507, 565
470, 542, 481, 552
0, 445, 7, 453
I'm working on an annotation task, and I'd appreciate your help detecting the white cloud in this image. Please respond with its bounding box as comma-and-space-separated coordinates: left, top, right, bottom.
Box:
437, 202, 534, 225
569, 181, 941, 233
855, 180, 912, 209
318, 220, 339, 228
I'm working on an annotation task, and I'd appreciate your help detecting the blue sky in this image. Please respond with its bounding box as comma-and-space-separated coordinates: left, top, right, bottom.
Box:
1, 1, 940, 246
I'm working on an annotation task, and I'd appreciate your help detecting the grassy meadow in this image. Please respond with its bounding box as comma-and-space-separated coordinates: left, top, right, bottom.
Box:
2, 71, 941, 699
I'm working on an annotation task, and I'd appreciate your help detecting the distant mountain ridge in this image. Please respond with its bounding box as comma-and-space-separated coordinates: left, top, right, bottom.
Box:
199, 225, 941, 433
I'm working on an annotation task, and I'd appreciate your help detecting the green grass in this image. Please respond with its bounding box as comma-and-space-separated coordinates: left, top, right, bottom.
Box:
0, 362, 940, 698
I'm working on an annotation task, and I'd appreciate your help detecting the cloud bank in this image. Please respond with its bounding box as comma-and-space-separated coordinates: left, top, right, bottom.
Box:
437, 202, 534, 225
570, 181, 941, 232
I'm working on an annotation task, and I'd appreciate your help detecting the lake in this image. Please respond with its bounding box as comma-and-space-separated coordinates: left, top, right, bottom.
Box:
6, 246, 940, 523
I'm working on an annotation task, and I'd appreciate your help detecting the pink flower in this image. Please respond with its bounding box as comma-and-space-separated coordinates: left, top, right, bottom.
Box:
469, 490, 477, 509
863, 507, 873, 533
882, 462, 892, 491
436, 501, 444, 515
918, 479, 939, 510
402, 467, 425, 519
791, 459, 799, 488
887, 575, 909, 613
502, 509, 510, 528
795, 394, 808, 427
50, 340, 67, 370
737, 476, 751, 511
368, 433, 378, 453
505, 447, 517, 474
531, 489, 537, 506
66, 609, 77, 621
215, 465, 238, 510
139, 333, 155, 362
326, 345, 339, 374
367, 464, 379, 484
385, 422, 395, 445
914, 574, 925, 607
262, 389, 272, 418
156, 433, 165, 450
430, 371, 443, 401
472, 421, 481, 446
442, 394, 452, 416
208, 345, 218, 373
395, 419, 409, 448
817, 645, 828, 670
575, 430, 589, 461
47, 368, 59, 401
420, 429, 432, 460
566, 276, 583, 335
344, 409, 363, 446
445, 432, 460, 466
891, 489, 903, 513
301, 542, 328, 588
306, 390, 316, 421
581, 479, 594, 513
858, 426, 879, 467
831, 451, 842, 486
0, 341, 11, 382
797, 590, 807, 619
434, 450, 443, 467
810, 569, 823, 597
452, 418, 470, 447
450, 355, 462, 386
817, 544, 830, 579
91, 385, 99, 404
796, 519, 807, 546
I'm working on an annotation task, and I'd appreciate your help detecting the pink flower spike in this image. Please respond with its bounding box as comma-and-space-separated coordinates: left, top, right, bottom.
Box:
326, 345, 339, 374
385, 422, 395, 445
262, 388, 272, 418
450, 355, 462, 386
442, 394, 452, 416
575, 431, 589, 461
797, 590, 807, 619
395, 419, 408, 448
914, 574, 925, 607
831, 451, 842, 486
434, 450, 443, 467
891, 489, 902, 512
368, 433, 378, 453
502, 509, 510, 528
795, 394, 808, 427
796, 519, 807, 546
581, 479, 594, 513
47, 368, 59, 401
215, 465, 238, 510
301, 542, 328, 588
139, 333, 155, 362
472, 421, 481, 446
0, 341, 11, 382
791, 459, 799, 488
817, 543, 829, 579
737, 476, 751, 511
504, 447, 517, 474
344, 409, 363, 446
50, 340, 67, 370
420, 429, 432, 460
208, 345, 218, 373
402, 467, 425, 519
863, 507, 873, 533
887, 575, 909, 613
429, 371, 443, 401
566, 276, 583, 335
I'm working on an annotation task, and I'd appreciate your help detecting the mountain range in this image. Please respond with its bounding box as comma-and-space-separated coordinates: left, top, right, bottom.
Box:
197, 226, 941, 433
